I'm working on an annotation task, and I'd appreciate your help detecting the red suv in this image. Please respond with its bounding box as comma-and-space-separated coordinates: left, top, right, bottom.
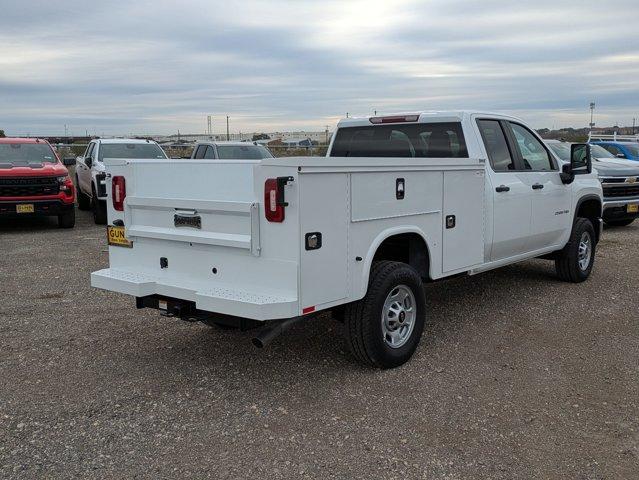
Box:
0, 138, 76, 228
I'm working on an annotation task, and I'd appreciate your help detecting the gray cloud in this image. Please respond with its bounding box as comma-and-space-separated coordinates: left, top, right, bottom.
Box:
1, 0, 638, 135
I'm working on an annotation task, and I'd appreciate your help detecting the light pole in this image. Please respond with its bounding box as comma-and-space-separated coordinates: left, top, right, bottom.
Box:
226, 116, 230, 141
589, 102, 595, 133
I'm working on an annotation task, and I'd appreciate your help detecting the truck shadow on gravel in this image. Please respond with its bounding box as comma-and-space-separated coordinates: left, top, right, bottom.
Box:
129, 259, 561, 377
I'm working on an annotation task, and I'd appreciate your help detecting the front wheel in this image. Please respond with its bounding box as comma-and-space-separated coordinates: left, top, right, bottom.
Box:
92, 186, 107, 225
555, 218, 596, 283
344, 261, 425, 369
57, 208, 76, 228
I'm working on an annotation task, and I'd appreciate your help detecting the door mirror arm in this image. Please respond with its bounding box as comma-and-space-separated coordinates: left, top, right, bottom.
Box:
560, 163, 574, 184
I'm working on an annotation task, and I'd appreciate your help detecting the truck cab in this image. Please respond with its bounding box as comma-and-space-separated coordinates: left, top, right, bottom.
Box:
92, 111, 602, 368
75, 138, 167, 224
0, 138, 76, 228
190, 141, 274, 160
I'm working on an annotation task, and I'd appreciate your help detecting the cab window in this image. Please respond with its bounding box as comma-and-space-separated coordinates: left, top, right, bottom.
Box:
509, 123, 554, 171
477, 120, 515, 172
194, 145, 207, 159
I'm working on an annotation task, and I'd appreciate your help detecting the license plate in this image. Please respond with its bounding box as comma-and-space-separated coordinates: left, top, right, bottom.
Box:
628, 204, 639, 213
16, 204, 34, 214
107, 225, 133, 248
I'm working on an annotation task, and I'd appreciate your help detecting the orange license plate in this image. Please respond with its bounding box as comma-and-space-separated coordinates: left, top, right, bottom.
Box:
107, 225, 133, 248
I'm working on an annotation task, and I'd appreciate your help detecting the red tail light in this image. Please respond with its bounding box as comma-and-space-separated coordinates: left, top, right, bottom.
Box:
112, 176, 126, 211
264, 178, 285, 222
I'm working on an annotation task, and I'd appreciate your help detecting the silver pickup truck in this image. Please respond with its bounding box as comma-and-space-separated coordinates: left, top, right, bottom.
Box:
546, 140, 639, 227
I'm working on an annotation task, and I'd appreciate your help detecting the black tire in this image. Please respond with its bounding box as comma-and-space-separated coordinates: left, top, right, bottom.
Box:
555, 218, 596, 283
344, 261, 426, 369
57, 208, 76, 228
604, 218, 634, 227
76, 176, 91, 210
91, 185, 107, 225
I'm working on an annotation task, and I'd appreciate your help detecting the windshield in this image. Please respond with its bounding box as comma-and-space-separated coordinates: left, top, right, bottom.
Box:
625, 144, 639, 157
0, 143, 58, 165
216, 145, 273, 160
330, 122, 468, 158
98, 143, 166, 161
547, 142, 616, 161
589, 144, 615, 159
546, 142, 570, 161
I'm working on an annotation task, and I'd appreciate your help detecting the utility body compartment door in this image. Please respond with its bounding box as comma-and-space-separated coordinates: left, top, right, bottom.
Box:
298, 172, 349, 310
442, 170, 485, 272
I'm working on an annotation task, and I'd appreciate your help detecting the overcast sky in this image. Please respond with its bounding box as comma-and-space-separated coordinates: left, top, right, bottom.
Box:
2, 0, 638, 136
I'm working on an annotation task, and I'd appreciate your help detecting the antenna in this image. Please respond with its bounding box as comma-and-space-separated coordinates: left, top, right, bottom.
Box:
589, 102, 596, 132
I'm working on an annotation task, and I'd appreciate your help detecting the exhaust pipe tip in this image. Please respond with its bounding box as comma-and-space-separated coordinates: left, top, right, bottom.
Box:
251, 337, 266, 349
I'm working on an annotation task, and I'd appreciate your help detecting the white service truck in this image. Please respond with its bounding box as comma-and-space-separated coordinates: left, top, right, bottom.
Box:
92, 112, 603, 368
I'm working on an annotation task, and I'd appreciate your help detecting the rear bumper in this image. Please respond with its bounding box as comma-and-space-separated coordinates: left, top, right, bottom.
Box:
602, 198, 639, 221
91, 268, 299, 321
0, 199, 74, 217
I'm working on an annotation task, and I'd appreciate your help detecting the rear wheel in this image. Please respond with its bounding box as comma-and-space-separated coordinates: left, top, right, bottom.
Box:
344, 261, 425, 369
604, 218, 634, 227
555, 218, 596, 283
57, 208, 75, 228
91, 184, 107, 225
76, 176, 91, 210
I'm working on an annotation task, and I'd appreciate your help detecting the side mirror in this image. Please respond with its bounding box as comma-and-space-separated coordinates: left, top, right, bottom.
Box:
63, 157, 76, 166
616, 153, 626, 158
570, 143, 591, 175
85, 157, 93, 168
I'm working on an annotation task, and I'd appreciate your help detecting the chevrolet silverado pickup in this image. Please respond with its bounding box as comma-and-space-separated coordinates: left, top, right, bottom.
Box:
547, 139, 639, 227
92, 112, 603, 368
75, 138, 167, 224
0, 138, 76, 228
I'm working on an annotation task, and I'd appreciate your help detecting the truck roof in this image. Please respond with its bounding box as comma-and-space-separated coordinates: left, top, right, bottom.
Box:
0, 137, 49, 144
96, 138, 159, 145
336, 111, 521, 128
195, 141, 259, 147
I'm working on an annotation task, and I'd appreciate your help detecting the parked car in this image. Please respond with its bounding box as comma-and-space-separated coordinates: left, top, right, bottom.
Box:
546, 140, 639, 227
0, 138, 76, 228
75, 139, 167, 224
190, 141, 274, 160
588, 133, 639, 162
92, 112, 602, 368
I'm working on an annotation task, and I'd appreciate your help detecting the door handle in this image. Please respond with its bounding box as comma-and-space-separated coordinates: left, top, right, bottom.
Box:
495, 185, 510, 192
532, 183, 544, 190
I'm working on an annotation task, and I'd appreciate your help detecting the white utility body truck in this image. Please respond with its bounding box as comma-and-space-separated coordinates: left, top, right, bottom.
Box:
92, 112, 603, 368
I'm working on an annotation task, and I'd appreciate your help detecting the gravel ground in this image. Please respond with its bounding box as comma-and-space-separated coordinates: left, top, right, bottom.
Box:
0, 209, 637, 479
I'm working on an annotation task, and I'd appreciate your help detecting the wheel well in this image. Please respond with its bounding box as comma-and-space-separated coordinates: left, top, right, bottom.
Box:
372, 233, 430, 280
576, 198, 601, 242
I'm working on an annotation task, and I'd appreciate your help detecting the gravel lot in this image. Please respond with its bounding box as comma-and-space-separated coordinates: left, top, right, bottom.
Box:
1, 209, 637, 479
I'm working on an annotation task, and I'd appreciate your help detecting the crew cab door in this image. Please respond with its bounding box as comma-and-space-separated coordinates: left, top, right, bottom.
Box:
78, 141, 95, 195
506, 122, 571, 250
477, 119, 532, 261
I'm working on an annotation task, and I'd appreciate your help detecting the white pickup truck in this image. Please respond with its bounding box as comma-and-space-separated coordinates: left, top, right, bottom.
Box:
92, 112, 603, 368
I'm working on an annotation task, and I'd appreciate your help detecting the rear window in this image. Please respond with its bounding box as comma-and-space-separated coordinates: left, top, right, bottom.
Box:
99, 143, 166, 161
216, 145, 273, 160
329, 122, 468, 158
0, 143, 57, 165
